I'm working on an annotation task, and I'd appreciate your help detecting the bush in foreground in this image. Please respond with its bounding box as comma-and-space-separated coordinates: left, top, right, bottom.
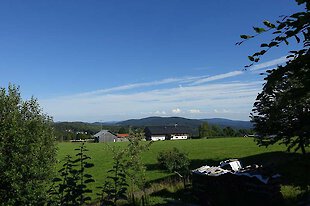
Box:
157, 147, 190, 175
0, 85, 57, 205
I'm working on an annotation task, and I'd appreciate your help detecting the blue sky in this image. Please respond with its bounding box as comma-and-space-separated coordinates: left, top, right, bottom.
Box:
0, 0, 302, 121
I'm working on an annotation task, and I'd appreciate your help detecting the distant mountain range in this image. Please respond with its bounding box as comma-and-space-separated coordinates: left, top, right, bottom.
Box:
115, 116, 252, 129
54, 117, 252, 138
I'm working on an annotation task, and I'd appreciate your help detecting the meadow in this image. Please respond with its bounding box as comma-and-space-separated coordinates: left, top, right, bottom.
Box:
57, 138, 309, 205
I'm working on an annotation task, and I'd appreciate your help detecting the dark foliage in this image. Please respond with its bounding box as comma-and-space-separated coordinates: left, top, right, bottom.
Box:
251, 54, 310, 154
49, 143, 94, 205
238, 0, 309, 154
0, 85, 57, 206
98, 147, 128, 206
157, 147, 190, 175
53, 122, 123, 141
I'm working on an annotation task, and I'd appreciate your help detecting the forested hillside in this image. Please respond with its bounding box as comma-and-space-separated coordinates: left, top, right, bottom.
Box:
53, 117, 253, 140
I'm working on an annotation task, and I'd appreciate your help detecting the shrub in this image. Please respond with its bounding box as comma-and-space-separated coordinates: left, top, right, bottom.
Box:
157, 147, 190, 174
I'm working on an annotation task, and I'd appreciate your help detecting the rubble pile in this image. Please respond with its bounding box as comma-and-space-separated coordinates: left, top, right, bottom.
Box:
192, 159, 283, 206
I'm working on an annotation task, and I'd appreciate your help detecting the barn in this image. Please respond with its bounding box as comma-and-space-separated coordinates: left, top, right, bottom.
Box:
93, 130, 118, 142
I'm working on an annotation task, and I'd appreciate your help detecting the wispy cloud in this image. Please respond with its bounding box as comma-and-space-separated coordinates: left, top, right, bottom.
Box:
250, 56, 287, 71
190, 71, 243, 85
40, 81, 262, 121
40, 57, 288, 122
75, 75, 209, 96
188, 109, 201, 114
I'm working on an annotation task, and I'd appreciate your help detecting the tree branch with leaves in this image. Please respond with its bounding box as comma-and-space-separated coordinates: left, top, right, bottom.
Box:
238, 0, 309, 154
237, 0, 309, 67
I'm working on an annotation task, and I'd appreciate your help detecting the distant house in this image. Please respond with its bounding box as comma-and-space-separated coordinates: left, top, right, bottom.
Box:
117, 133, 129, 138
93, 130, 118, 142
116, 133, 129, 142
144, 125, 190, 141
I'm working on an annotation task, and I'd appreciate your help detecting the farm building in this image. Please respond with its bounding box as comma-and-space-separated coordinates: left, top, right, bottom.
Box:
93, 130, 130, 142
144, 125, 190, 141
116, 133, 129, 142
93, 130, 118, 142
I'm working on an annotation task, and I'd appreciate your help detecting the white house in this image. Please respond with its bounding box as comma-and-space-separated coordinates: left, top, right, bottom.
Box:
170, 134, 188, 140
144, 125, 190, 141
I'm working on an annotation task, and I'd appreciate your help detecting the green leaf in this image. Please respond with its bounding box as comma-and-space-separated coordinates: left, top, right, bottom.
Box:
290, 12, 304, 18
286, 55, 295, 58
269, 42, 278, 47
294, 35, 300, 43
260, 50, 266, 55
84, 174, 93, 178
84, 163, 94, 168
253, 52, 260, 57
261, 43, 269, 47
248, 56, 255, 61
273, 30, 282, 34
263, 20, 275, 28
240, 35, 253, 39
245, 63, 254, 68
253, 27, 266, 33
284, 39, 289, 45
83, 197, 92, 201
52, 177, 62, 182
277, 23, 286, 30
84, 179, 95, 183
285, 30, 295, 37
58, 168, 65, 172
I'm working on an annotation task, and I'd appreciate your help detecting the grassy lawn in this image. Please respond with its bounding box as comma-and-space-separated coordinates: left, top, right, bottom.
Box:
57, 138, 309, 205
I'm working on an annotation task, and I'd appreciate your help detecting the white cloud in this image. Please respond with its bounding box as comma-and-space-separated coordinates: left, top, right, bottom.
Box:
154, 110, 167, 115
190, 71, 243, 85
172, 108, 182, 114
39, 57, 293, 121
250, 56, 287, 71
188, 109, 201, 114
40, 81, 262, 121
74, 75, 209, 96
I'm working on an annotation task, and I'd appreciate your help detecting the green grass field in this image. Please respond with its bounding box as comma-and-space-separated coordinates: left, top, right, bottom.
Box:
57, 138, 309, 205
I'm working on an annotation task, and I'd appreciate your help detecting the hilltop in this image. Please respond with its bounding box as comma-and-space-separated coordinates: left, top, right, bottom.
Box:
116, 116, 252, 129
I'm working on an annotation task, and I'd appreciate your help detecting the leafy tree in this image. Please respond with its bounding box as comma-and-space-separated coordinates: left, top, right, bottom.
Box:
238, 0, 309, 154
210, 125, 224, 137
118, 127, 129, 134
157, 147, 190, 175
157, 147, 190, 189
199, 122, 214, 138
251, 55, 309, 154
126, 129, 152, 204
52, 122, 123, 141
237, 129, 249, 137
0, 84, 57, 205
223, 126, 236, 137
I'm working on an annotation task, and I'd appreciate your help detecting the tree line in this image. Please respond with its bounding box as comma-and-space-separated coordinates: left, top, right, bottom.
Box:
53, 122, 130, 141
198, 122, 253, 138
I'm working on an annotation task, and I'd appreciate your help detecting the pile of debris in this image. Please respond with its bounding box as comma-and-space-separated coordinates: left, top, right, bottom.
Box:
192, 159, 283, 206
